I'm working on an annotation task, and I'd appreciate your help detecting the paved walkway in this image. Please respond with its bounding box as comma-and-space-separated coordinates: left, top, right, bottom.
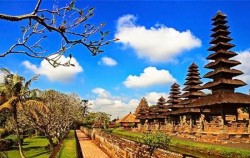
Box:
76, 130, 109, 158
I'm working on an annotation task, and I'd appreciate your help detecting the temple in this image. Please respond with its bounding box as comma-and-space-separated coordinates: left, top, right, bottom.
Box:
135, 11, 250, 143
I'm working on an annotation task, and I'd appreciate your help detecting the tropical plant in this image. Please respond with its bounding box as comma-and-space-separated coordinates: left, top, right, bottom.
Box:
0, 68, 47, 158
139, 132, 170, 158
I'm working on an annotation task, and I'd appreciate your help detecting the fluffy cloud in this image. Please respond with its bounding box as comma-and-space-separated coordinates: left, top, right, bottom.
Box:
233, 50, 250, 83
124, 67, 176, 88
144, 92, 169, 105
98, 57, 117, 66
23, 55, 83, 82
92, 88, 110, 98
115, 14, 201, 62
90, 88, 170, 118
90, 88, 139, 118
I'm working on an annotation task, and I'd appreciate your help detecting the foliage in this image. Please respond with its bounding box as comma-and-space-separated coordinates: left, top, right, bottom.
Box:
170, 137, 250, 158
0, 0, 117, 67
22, 90, 84, 149
141, 132, 170, 157
83, 112, 111, 128
0, 139, 13, 150
6, 136, 52, 158
109, 129, 250, 158
57, 130, 77, 158
5, 134, 20, 147
0, 68, 44, 158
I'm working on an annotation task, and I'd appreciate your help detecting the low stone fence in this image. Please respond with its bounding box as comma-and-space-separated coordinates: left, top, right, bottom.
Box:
136, 122, 250, 143
81, 127, 182, 158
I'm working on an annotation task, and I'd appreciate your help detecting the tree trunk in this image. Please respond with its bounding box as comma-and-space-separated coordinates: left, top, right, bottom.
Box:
44, 132, 55, 149
13, 112, 26, 158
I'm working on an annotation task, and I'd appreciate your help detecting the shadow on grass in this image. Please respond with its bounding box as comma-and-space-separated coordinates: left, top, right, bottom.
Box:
26, 150, 51, 158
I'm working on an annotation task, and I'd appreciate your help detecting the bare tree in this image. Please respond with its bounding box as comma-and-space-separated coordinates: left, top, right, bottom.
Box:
0, 0, 118, 67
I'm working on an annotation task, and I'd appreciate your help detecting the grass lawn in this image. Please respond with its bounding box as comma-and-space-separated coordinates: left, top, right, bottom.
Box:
57, 130, 77, 158
170, 137, 250, 158
6, 136, 51, 158
109, 128, 250, 158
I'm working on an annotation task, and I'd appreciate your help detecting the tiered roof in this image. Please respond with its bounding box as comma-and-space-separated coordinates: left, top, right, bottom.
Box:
135, 97, 150, 120
181, 63, 205, 106
203, 11, 246, 94
134, 97, 149, 115
191, 11, 250, 109
154, 96, 170, 119
167, 83, 183, 110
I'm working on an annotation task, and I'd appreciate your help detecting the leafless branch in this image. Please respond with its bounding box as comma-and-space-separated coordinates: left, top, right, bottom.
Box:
0, 0, 118, 67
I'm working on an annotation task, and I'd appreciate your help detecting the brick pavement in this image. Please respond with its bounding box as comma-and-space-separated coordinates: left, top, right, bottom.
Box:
76, 130, 109, 158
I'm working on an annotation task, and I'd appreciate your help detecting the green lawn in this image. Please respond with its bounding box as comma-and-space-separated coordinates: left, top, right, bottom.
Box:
108, 128, 250, 158
170, 137, 250, 158
57, 130, 77, 158
6, 136, 52, 158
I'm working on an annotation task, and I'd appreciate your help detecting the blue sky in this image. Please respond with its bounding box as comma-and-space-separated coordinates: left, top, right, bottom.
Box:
1, 0, 250, 118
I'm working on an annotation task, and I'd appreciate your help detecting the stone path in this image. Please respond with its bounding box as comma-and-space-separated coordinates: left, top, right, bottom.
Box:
76, 130, 109, 158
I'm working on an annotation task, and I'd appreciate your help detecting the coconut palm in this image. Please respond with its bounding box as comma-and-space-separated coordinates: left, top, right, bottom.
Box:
0, 68, 47, 158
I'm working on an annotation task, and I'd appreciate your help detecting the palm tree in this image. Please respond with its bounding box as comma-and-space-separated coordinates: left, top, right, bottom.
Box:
0, 68, 46, 158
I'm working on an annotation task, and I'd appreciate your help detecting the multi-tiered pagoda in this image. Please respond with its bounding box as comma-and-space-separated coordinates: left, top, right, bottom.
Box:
155, 96, 169, 123
203, 11, 246, 93
170, 63, 207, 128
191, 11, 250, 124
166, 83, 183, 111
166, 83, 183, 125
135, 97, 149, 124
135, 11, 250, 140
181, 63, 205, 106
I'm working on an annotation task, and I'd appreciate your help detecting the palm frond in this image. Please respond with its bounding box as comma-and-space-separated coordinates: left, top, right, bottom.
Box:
24, 100, 49, 113
23, 100, 49, 121
24, 75, 40, 90
0, 97, 18, 112
0, 68, 11, 75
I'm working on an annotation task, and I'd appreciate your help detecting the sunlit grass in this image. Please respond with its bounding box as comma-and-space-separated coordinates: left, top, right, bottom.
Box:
6, 136, 51, 158
57, 130, 77, 158
108, 128, 250, 158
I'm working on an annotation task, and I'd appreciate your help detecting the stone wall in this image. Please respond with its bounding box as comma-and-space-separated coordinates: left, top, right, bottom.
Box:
81, 127, 182, 158
136, 119, 250, 144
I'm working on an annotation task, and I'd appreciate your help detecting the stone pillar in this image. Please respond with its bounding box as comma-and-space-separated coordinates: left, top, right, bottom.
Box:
190, 117, 193, 132
198, 114, 204, 134
248, 119, 250, 133
248, 106, 250, 133
220, 106, 225, 133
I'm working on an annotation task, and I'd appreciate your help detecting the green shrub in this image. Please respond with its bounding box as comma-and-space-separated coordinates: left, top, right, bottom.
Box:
0, 139, 12, 150
5, 134, 22, 146
103, 128, 113, 133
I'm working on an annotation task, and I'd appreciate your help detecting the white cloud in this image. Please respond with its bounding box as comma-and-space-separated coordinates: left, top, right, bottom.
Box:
22, 55, 83, 83
90, 88, 139, 118
124, 67, 176, 88
90, 88, 171, 119
98, 57, 117, 66
233, 50, 250, 83
144, 92, 169, 105
92, 88, 110, 98
115, 14, 201, 63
